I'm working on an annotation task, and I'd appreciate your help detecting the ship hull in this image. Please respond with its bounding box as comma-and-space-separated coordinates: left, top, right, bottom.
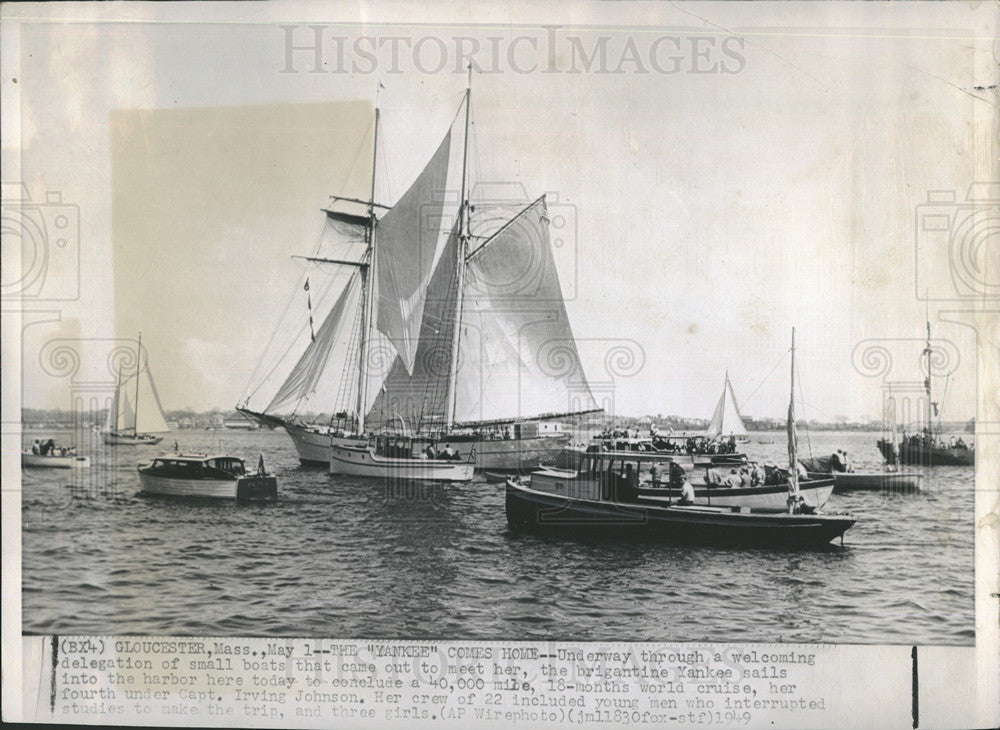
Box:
877, 439, 974, 467
285, 419, 570, 470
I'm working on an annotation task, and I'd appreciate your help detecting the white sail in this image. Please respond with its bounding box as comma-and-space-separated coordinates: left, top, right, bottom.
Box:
705, 372, 748, 437
117, 364, 169, 433
374, 129, 454, 375
366, 224, 460, 432
452, 197, 598, 425
266, 272, 362, 414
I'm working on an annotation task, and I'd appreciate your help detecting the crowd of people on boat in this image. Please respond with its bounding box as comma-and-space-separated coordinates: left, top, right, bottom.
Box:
897, 431, 973, 453
30, 439, 76, 457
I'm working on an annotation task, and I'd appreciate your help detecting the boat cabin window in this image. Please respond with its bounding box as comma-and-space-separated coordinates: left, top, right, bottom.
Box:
207, 458, 245, 474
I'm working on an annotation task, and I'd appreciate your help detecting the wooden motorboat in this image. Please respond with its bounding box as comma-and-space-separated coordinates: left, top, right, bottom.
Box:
505, 479, 854, 548
801, 455, 922, 492
137, 454, 277, 501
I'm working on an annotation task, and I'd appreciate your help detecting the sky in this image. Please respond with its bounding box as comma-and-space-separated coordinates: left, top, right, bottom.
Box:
4, 1, 997, 424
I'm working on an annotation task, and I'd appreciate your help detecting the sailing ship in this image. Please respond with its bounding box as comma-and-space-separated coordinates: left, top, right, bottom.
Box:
876, 319, 974, 467
239, 77, 600, 468
103, 333, 168, 445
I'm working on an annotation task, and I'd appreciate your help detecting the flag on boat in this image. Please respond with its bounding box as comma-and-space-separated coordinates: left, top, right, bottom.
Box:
257, 453, 265, 475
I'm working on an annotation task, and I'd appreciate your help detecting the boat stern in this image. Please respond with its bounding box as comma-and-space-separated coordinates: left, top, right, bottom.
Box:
235, 475, 279, 502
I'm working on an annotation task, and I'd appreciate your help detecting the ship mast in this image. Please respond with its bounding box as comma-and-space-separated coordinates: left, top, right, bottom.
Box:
923, 317, 933, 439
133, 332, 142, 433
114, 364, 122, 432
445, 67, 472, 431
355, 85, 381, 435
787, 327, 801, 510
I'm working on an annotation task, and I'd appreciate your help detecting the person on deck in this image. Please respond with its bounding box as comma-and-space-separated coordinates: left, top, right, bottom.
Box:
31, 440, 40, 454
678, 478, 696, 505
649, 463, 661, 485
425, 444, 437, 460
442, 444, 456, 460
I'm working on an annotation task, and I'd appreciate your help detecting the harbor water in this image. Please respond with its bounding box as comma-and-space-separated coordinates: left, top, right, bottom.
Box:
21, 429, 973, 644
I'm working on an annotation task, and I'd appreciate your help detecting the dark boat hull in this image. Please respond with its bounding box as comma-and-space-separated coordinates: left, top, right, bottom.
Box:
505, 482, 854, 548
877, 439, 974, 467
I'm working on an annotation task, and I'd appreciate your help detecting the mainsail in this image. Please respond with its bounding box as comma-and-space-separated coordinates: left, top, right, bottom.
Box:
110, 363, 169, 434
452, 197, 597, 425
374, 130, 454, 375
367, 196, 599, 432
706, 372, 748, 437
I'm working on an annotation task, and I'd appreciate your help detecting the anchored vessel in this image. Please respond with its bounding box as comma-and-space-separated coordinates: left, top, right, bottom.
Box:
103, 333, 168, 446
22, 450, 90, 469
876, 318, 974, 467
240, 77, 600, 469
137, 454, 277, 501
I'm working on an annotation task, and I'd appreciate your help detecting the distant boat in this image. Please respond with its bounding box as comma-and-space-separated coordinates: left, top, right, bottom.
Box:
137, 453, 277, 501
240, 76, 600, 469
103, 333, 168, 446
705, 371, 750, 443
875, 318, 974, 467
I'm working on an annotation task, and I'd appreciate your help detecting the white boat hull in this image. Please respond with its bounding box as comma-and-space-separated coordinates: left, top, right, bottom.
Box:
103, 432, 163, 446
329, 445, 474, 481
137, 472, 278, 500
284, 422, 362, 464
22, 453, 90, 469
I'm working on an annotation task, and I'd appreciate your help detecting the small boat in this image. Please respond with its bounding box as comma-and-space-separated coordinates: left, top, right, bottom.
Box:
137, 454, 277, 501
875, 317, 973, 467
103, 333, 169, 446
329, 436, 474, 482
22, 451, 90, 469
800, 455, 922, 493
505, 479, 854, 548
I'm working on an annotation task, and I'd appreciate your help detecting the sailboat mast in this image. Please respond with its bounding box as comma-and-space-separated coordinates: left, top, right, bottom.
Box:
356, 91, 381, 435
445, 70, 472, 431
133, 332, 142, 433
114, 364, 122, 432
924, 314, 933, 438
788, 327, 800, 500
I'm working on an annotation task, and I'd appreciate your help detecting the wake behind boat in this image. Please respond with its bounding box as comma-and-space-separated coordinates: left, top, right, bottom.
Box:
137, 453, 277, 501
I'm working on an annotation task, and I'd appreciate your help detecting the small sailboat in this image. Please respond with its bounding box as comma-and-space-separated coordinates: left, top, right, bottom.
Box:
103, 333, 168, 445
876, 318, 973, 467
705, 371, 750, 443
